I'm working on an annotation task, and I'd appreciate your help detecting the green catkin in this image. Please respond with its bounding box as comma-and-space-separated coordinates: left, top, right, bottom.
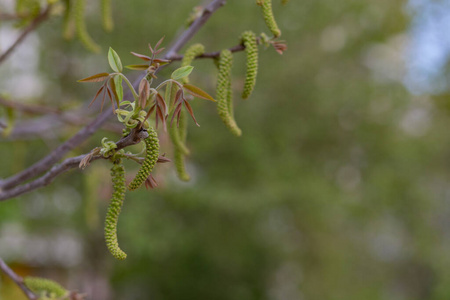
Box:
169, 113, 189, 156
24, 277, 67, 298
241, 31, 259, 99
216, 50, 242, 137
74, 0, 101, 53
172, 110, 190, 181
62, 0, 75, 40
101, 0, 113, 32
257, 0, 281, 38
128, 127, 160, 190
181, 44, 205, 84
105, 160, 127, 260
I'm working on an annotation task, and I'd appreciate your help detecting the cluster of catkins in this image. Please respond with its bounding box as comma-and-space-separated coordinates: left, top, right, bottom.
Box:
62, 0, 113, 52
100, 0, 285, 261
103, 128, 160, 260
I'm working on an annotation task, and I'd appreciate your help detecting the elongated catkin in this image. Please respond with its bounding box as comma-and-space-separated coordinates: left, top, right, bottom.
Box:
75, 0, 101, 52
241, 31, 258, 99
128, 128, 160, 190
256, 0, 281, 37
216, 50, 242, 137
105, 160, 127, 260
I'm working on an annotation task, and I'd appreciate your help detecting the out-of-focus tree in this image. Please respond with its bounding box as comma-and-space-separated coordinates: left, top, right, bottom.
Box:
2, 0, 450, 300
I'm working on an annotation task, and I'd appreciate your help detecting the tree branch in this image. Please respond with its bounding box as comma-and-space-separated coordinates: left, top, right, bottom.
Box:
0, 5, 52, 66
169, 43, 247, 61
0, 0, 226, 193
0, 128, 149, 201
0, 257, 37, 300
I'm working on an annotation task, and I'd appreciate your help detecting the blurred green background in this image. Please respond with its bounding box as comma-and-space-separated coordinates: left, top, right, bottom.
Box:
1, 0, 450, 299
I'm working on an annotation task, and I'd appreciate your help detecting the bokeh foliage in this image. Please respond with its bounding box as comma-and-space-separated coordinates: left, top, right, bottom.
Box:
2, 0, 450, 299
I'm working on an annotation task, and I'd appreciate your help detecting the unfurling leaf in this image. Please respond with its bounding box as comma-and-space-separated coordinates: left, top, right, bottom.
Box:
89, 85, 105, 107
139, 79, 150, 108
114, 75, 123, 102
171, 66, 194, 80
108, 47, 123, 72
184, 100, 199, 127
78, 72, 110, 82
125, 64, 149, 71
109, 77, 120, 107
130, 52, 151, 61
183, 84, 215, 102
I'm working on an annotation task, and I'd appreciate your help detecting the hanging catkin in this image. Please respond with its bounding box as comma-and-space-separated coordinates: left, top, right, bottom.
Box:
241, 31, 259, 99
216, 49, 242, 137
128, 128, 160, 190
105, 160, 127, 260
62, 0, 75, 40
101, 0, 114, 32
171, 110, 190, 181
75, 0, 101, 53
256, 0, 281, 38
24, 277, 68, 298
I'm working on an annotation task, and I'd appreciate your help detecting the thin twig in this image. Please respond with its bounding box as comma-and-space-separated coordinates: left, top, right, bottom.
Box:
169, 43, 247, 61
165, 0, 227, 59
0, 0, 227, 194
0, 128, 149, 201
0, 5, 52, 65
0, 257, 37, 300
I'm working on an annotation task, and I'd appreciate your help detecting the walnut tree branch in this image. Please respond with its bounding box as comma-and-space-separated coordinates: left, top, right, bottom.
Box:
0, 257, 37, 300
169, 43, 247, 61
0, 0, 226, 193
0, 128, 149, 201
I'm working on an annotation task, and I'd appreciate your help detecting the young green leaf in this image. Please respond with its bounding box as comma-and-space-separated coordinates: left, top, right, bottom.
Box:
183, 84, 216, 102
171, 66, 194, 80
108, 47, 123, 72
114, 75, 123, 102
78, 72, 110, 82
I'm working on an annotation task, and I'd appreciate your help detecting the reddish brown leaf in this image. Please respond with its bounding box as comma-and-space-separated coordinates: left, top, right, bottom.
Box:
141, 104, 155, 127
156, 106, 167, 131
139, 79, 150, 108
130, 52, 151, 61
157, 155, 171, 163
175, 89, 183, 105
89, 86, 105, 107
148, 43, 154, 54
155, 36, 165, 50
156, 93, 167, 116
109, 78, 120, 106
154, 47, 165, 55
153, 58, 171, 65
100, 85, 108, 112
183, 84, 216, 102
170, 103, 183, 126
78, 72, 110, 83
183, 100, 199, 126
106, 86, 116, 113
144, 174, 158, 189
